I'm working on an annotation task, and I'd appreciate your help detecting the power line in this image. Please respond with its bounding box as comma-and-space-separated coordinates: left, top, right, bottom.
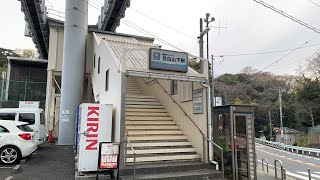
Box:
253, 0, 320, 34
260, 35, 319, 71
305, 0, 320, 8
214, 43, 320, 57
129, 8, 197, 41
122, 19, 188, 53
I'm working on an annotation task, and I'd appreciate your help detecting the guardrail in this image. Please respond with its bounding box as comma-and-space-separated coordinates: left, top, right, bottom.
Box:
256, 138, 320, 157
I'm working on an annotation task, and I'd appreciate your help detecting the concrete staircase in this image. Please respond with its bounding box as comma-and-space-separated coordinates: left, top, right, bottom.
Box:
122, 78, 222, 179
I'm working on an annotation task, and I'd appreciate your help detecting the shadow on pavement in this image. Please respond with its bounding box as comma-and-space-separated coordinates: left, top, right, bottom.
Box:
13, 143, 74, 180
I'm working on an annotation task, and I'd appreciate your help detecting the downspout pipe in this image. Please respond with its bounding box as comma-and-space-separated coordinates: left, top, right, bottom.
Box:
201, 83, 219, 170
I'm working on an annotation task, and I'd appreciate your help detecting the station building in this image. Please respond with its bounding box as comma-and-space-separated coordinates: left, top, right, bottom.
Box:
45, 22, 214, 168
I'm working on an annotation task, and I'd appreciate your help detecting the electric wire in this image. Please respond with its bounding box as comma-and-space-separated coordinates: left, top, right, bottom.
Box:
260, 35, 320, 71
213, 43, 320, 57
129, 8, 197, 41
305, 0, 320, 8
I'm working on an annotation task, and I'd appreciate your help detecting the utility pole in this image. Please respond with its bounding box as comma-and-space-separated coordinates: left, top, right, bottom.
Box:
204, 13, 215, 60
269, 109, 272, 141
211, 55, 215, 107
199, 18, 204, 58
277, 87, 284, 141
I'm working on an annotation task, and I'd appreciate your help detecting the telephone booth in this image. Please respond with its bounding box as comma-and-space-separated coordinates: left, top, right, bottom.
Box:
212, 105, 257, 180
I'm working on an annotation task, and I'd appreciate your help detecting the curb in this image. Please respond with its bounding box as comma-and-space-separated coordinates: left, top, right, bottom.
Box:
12, 165, 21, 174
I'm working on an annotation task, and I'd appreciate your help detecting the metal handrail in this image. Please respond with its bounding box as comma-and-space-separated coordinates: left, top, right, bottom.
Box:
262, 158, 269, 174
274, 159, 284, 180
125, 136, 136, 180
145, 79, 224, 180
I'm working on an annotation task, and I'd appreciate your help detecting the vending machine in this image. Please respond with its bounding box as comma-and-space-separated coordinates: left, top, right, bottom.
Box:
76, 103, 113, 172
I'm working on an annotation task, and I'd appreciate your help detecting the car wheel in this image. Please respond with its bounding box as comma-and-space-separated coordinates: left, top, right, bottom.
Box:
0, 146, 21, 165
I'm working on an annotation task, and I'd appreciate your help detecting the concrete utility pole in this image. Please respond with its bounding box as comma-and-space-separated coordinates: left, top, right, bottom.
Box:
211, 55, 215, 107
277, 87, 284, 141
269, 109, 272, 141
58, 0, 88, 145
199, 18, 204, 58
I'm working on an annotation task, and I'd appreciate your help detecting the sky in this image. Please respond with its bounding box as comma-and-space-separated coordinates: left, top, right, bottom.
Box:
1, 0, 320, 76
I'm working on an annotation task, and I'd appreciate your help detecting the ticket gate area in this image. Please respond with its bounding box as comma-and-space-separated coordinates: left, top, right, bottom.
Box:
212, 105, 257, 180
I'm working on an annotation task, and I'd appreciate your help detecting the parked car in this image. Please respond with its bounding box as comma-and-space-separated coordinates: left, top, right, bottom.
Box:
0, 108, 46, 145
0, 120, 38, 164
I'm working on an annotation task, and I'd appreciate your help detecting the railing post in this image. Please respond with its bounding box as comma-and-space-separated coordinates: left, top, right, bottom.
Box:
308, 168, 311, 180
283, 168, 286, 180
274, 159, 283, 179
221, 147, 224, 180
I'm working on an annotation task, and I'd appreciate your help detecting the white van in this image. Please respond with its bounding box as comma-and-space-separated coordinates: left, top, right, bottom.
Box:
0, 108, 46, 145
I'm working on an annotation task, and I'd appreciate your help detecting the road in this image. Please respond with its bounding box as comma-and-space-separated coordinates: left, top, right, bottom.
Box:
256, 143, 320, 180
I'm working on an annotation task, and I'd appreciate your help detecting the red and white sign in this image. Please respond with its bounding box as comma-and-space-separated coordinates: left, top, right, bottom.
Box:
99, 143, 119, 169
76, 104, 113, 172
19, 101, 40, 109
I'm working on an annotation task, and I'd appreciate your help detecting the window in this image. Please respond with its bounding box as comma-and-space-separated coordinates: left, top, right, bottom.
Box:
19, 113, 35, 125
0, 126, 9, 133
98, 57, 101, 74
170, 80, 178, 95
40, 112, 45, 125
105, 69, 109, 92
181, 81, 193, 102
0, 113, 16, 120
17, 125, 33, 132
93, 53, 96, 68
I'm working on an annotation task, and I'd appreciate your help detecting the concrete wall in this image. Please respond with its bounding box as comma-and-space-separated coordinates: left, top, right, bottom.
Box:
136, 78, 209, 161
91, 34, 123, 142
45, 26, 94, 138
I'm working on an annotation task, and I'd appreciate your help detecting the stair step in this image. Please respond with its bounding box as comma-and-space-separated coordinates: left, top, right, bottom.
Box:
126, 121, 176, 125
126, 98, 159, 102
127, 130, 183, 135
129, 142, 192, 148
127, 135, 187, 141
126, 108, 167, 113
126, 101, 161, 105
126, 105, 164, 109
120, 161, 215, 176
121, 169, 221, 180
126, 116, 172, 121
126, 126, 180, 130
126, 148, 196, 155
126, 91, 142, 94
126, 154, 201, 163
126, 93, 143, 95
126, 112, 169, 116
126, 95, 156, 99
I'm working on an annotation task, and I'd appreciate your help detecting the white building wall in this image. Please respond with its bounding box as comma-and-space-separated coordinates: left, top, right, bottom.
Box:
91, 35, 123, 142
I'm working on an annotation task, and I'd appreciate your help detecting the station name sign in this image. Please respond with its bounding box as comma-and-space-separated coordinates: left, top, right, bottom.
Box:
149, 48, 188, 72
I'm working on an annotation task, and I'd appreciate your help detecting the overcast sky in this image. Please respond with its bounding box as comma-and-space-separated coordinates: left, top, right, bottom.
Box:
1, 0, 320, 76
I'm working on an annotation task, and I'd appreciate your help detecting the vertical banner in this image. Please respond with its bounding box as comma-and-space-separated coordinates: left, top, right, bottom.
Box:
193, 88, 203, 114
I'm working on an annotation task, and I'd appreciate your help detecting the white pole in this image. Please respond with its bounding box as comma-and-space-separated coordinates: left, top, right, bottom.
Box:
58, 0, 88, 145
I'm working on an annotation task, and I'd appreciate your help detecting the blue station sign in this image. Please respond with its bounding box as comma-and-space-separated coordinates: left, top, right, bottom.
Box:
149, 48, 188, 72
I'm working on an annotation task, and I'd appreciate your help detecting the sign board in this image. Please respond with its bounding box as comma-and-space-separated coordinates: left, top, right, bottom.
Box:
99, 142, 119, 169
149, 48, 188, 72
19, 101, 40, 108
193, 89, 203, 114
214, 97, 223, 106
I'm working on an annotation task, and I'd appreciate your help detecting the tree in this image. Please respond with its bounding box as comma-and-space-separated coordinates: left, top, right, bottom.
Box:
15, 49, 38, 59
241, 66, 257, 75
0, 47, 20, 72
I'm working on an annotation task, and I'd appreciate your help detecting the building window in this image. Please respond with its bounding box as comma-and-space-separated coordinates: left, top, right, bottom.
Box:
105, 69, 109, 92
170, 80, 178, 95
98, 57, 101, 74
181, 81, 193, 102
93, 53, 96, 68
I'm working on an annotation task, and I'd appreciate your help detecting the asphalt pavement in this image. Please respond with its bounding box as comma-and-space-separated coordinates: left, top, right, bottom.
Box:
12, 143, 74, 180
256, 143, 320, 180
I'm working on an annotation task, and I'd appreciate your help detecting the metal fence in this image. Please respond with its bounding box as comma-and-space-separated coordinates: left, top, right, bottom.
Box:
0, 79, 46, 102
308, 125, 320, 146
